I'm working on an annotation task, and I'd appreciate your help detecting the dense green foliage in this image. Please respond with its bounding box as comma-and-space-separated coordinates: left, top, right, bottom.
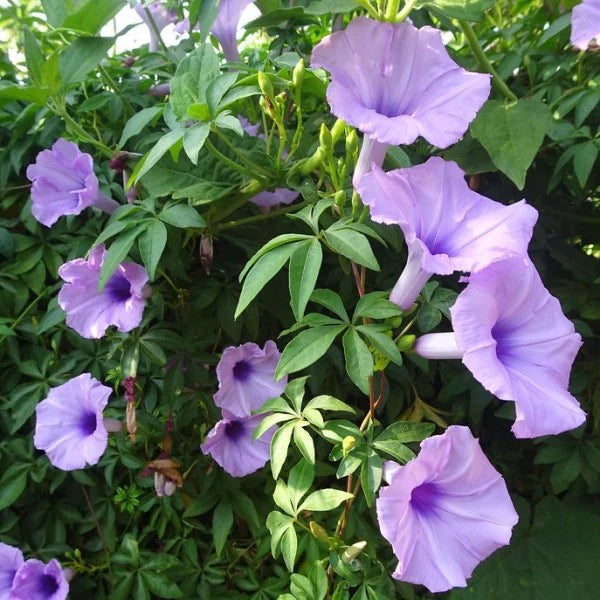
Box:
0, 0, 599, 598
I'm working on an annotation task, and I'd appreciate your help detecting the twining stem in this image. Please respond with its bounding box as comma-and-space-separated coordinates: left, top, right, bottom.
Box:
394, 0, 417, 22
459, 21, 518, 103
384, 0, 401, 20
81, 485, 113, 581
216, 199, 310, 232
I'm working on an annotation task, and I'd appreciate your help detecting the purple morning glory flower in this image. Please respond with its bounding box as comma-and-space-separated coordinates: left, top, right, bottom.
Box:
0, 543, 23, 600
376, 425, 518, 593
10, 559, 68, 600
58, 245, 149, 339
414, 257, 586, 438
26, 139, 119, 227
211, 0, 255, 62
311, 17, 491, 184
214, 341, 287, 418
134, 2, 178, 52
356, 157, 538, 310
571, 0, 600, 50
201, 411, 276, 477
34, 373, 112, 471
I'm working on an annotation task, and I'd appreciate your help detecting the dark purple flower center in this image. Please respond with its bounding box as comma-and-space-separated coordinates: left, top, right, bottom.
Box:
37, 574, 59, 595
105, 273, 132, 303
232, 360, 253, 382
224, 420, 245, 441
80, 411, 98, 436
491, 322, 511, 361
410, 482, 440, 515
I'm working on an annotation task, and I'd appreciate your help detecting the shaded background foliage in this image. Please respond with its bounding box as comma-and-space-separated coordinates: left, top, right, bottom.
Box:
0, 0, 599, 598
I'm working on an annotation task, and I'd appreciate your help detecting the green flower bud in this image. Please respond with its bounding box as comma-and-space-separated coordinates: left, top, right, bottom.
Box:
331, 118, 345, 143
319, 122, 333, 152
334, 189, 346, 210
258, 71, 274, 100
309, 521, 329, 541
345, 129, 358, 155
342, 435, 356, 455
292, 58, 305, 89
397, 334, 416, 352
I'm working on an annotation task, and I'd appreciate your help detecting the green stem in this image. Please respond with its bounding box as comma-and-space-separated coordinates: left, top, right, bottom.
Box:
208, 179, 267, 225
205, 138, 261, 179
0, 289, 49, 345
212, 128, 271, 178
394, 0, 417, 21
53, 102, 113, 157
356, 0, 381, 19
460, 21, 518, 103
216, 199, 310, 232
384, 0, 401, 20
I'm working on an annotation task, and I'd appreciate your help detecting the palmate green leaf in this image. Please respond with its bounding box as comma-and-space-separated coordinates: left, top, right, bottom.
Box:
206, 73, 238, 116
285, 376, 309, 413
273, 479, 295, 515
266, 510, 294, 557
299, 488, 353, 512
310, 289, 349, 321
353, 293, 402, 321
293, 423, 315, 464
140, 571, 182, 599
0, 465, 28, 510
235, 242, 303, 319
288, 459, 315, 511
253, 412, 296, 440
471, 99, 552, 189
342, 327, 373, 394
59, 36, 114, 86
324, 227, 380, 271
62, 0, 126, 33
23, 28, 44, 87
360, 449, 382, 508
271, 421, 296, 479
289, 238, 323, 322
371, 440, 415, 463
119, 106, 163, 149
240, 234, 312, 280
376, 421, 435, 443
138, 220, 167, 281
281, 526, 298, 572
212, 500, 234, 557
356, 324, 403, 366
275, 325, 347, 380
0, 82, 48, 105
415, 0, 493, 20
304, 395, 355, 414
573, 141, 598, 188
131, 130, 186, 184
183, 123, 211, 165
159, 204, 205, 228
98, 225, 145, 290
170, 44, 221, 121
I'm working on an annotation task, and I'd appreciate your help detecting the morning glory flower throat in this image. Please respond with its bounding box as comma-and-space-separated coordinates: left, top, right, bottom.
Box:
311, 17, 491, 185
9, 559, 69, 600
376, 426, 518, 593
34, 373, 120, 471
415, 257, 586, 438
26, 139, 119, 227
357, 157, 537, 310
214, 341, 287, 418
58, 245, 149, 339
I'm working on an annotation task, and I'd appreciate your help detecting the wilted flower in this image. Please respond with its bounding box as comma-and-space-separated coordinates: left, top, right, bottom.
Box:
214, 341, 287, 418
311, 17, 490, 184
154, 472, 177, 497
201, 411, 276, 477
134, 2, 178, 52
0, 543, 23, 600
356, 157, 537, 309
414, 257, 586, 438
211, 0, 255, 62
570, 0, 600, 50
10, 559, 69, 600
26, 139, 119, 227
58, 245, 149, 339
34, 373, 113, 471
376, 426, 518, 593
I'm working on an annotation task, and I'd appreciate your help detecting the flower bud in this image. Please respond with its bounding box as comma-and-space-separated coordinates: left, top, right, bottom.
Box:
331, 118, 345, 143
397, 334, 416, 352
345, 129, 358, 155
334, 190, 346, 210
258, 71, 275, 101
342, 435, 356, 455
319, 123, 333, 152
342, 541, 367, 563
292, 58, 305, 89
309, 521, 329, 541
